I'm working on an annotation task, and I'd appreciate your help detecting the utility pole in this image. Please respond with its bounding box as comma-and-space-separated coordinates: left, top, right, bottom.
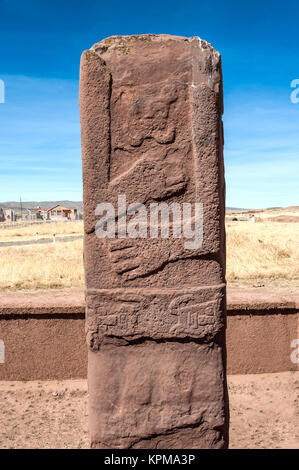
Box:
20, 197, 23, 220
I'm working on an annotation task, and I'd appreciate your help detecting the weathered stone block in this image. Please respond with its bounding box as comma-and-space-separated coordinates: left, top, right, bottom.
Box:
80, 34, 228, 448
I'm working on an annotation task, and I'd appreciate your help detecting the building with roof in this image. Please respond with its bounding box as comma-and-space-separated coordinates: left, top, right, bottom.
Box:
35, 205, 79, 221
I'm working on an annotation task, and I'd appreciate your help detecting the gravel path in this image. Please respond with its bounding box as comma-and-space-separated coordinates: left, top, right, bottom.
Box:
0, 235, 83, 247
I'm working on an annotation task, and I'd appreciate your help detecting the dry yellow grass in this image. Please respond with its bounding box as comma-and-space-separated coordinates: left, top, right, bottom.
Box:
227, 207, 299, 220
0, 212, 298, 291
257, 210, 299, 220
0, 221, 83, 242
0, 240, 84, 291
226, 221, 299, 281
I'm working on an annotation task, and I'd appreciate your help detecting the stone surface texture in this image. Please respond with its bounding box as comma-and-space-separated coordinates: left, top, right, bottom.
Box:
79, 34, 228, 448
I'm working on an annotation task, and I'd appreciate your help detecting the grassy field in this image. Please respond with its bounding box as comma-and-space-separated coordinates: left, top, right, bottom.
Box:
0, 239, 84, 290
0, 220, 83, 242
226, 220, 299, 282
227, 207, 299, 219
0, 209, 298, 291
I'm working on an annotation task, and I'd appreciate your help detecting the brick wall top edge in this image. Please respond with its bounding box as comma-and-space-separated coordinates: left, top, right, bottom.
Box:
0, 289, 298, 315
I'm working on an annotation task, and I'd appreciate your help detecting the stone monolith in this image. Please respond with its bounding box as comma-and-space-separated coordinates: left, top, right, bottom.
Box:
79, 34, 228, 449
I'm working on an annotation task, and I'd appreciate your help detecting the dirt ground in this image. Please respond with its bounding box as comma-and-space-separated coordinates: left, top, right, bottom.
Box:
0, 371, 298, 449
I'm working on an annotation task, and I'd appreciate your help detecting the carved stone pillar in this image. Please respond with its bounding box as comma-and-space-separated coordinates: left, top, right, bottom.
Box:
80, 34, 228, 449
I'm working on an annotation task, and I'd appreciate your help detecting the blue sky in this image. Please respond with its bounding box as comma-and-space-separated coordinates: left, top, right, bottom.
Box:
0, 0, 298, 208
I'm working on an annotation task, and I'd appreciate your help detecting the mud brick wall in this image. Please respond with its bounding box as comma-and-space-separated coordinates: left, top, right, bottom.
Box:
0, 290, 297, 380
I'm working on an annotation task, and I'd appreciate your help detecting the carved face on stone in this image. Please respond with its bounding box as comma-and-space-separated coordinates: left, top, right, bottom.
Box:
110, 83, 189, 183
113, 84, 177, 146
